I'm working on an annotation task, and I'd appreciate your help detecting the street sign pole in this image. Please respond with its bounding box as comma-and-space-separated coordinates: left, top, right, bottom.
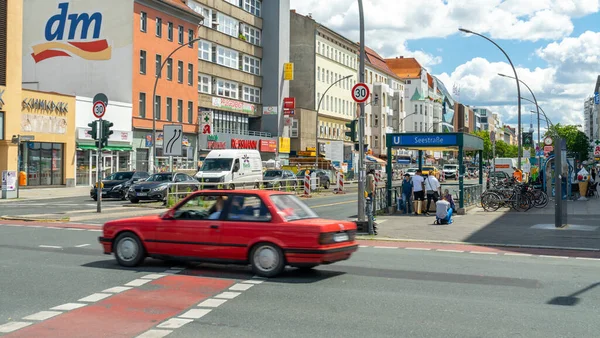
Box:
16, 135, 20, 199
357, 0, 367, 227
97, 119, 103, 213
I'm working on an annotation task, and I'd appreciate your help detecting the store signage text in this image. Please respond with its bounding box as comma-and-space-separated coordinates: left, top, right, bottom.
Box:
22, 98, 68, 114
212, 97, 255, 114
231, 138, 257, 150
207, 135, 219, 141
208, 141, 226, 149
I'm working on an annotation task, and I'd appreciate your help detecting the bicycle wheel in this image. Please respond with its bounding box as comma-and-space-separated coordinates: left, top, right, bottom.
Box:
533, 190, 549, 208
481, 192, 501, 212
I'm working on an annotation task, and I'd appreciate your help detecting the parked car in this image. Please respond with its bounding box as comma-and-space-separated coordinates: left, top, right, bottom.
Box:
262, 169, 297, 188
487, 171, 512, 188
421, 166, 440, 179
405, 168, 418, 176
126, 172, 199, 204
442, 165, 459, 179
295, 169, 331, 189
98, 190, 358, 277
90, 171, 150, 201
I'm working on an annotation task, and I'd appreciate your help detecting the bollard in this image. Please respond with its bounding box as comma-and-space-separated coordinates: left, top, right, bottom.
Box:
303, 171, 311, 197
336, 171, 345, 194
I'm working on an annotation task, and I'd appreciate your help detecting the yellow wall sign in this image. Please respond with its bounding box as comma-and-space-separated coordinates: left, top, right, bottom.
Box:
284, 63, 294, 80
278, 137, 290, 153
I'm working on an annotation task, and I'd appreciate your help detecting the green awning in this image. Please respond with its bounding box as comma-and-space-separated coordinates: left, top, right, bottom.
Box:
77, 143, 133, 152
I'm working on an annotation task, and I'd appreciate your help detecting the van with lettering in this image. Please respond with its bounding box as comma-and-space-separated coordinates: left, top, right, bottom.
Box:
194, 149, 263, 189
493, 158, 518, 176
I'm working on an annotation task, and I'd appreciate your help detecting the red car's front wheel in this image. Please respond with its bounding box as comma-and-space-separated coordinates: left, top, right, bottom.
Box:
250, 243, 285, 278
114, 232, 146, 267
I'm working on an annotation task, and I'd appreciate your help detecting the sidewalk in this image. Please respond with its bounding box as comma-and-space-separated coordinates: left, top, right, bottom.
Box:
0, 186, 90, 201
368, 197, 600, 251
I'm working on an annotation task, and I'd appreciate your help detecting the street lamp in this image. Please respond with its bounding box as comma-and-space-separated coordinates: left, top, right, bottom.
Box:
399, 111, 419, 132
152, 23, 204, 173
520, 97, 554, 128
459, 28, 522, 170
315, 74, 353, 169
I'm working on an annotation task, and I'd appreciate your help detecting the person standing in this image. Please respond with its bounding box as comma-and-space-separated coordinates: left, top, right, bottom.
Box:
401, 173, 413, 214
412, 170, 425, 215
366, 169, 376, 221
424, 173, 441, 215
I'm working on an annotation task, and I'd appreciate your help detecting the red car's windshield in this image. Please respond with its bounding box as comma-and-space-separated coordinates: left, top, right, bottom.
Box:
270, 194, 318, 221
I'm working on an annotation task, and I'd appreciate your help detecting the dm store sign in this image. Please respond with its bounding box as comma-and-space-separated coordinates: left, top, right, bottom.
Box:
391, 135, 457, 147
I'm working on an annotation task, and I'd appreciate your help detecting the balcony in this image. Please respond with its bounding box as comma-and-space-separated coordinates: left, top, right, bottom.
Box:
215, 127, 272, 138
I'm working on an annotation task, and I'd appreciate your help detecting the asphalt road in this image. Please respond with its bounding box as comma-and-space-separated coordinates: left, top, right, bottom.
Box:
1, 223, 599, 337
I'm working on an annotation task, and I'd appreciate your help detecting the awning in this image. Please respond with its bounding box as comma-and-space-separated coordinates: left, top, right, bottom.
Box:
366, 155, 386, 164
76, 143, 133, 152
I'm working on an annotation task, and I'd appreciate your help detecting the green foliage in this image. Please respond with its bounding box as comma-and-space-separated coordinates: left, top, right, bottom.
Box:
545, 124, 590, 161
494, 140, 518, 158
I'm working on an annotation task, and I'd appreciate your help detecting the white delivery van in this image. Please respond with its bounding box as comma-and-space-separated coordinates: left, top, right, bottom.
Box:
493, 158, 517, 176
195, 149, 263, 188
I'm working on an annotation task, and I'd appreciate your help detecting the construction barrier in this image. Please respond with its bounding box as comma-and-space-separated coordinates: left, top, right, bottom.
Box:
303, 171, 311, 197
335, 171, 345, 194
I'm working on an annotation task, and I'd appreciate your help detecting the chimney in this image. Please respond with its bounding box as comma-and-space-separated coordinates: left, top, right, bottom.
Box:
291, 9, 296, 14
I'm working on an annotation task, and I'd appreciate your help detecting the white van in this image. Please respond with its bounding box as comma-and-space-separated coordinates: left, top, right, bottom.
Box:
195, 149, 263, 188
493, 158, 517, 176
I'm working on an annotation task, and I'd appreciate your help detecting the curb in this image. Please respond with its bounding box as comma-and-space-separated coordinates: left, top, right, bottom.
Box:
355, 236, 600, 252
1, 215, 70, 223
122, 203, 166, 209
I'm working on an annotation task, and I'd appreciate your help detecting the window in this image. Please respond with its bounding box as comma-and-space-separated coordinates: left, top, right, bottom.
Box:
188, 29, 194, 47
216, 46, 238, 69
177, 100, 183, 122
242, 55, 260, 75
216, 79, 238, 99
167, 22, 173, 41
217, 13, 239, 38
243, 0, 261, 17
198, 73, 211, 93
420, 104, 423, 114
139, 50, 146, 74
321, 68, 325, 83
155, 54, 161, 78
166, 58, 172, 80
166, 97, 172, 121
243, 85, 260, 103
177, 60, 183, 83
425, 106, 428, 116
243, 25, 261, 46
155, 17, 162, 37
414, 122, 417, 131
198, 40, 211, 61
271, 195, 317, 221
154, 96, 161, 119
174, 194, 229, 221
414, 104, 417, 113
187, 101, 194, 123
226, 195, 271, 221
187, 63, 193, 85
178, 25, 184, 44
139, 92, 146, 118
326, 70, 329, 83
140, 12, 147, 32
291, 118, 299, 138
317, 67, 321, 81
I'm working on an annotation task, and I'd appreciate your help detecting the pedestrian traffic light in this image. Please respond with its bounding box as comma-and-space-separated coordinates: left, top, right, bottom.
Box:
522, 132, 533, 148
87, 121, 98, 140
345, 119, 358, 142
100, 120, 114, 148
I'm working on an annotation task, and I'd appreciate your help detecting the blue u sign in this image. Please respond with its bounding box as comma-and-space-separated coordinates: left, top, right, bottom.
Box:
392, 135, 457, 146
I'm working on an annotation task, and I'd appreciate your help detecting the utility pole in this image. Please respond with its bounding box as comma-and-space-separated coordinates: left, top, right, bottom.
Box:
357, 0, 366, 223
96, 119, 103, 213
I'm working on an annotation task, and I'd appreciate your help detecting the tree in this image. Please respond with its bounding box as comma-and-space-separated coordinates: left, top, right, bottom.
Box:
471, 130, 493, 160
545, 124, 590, 161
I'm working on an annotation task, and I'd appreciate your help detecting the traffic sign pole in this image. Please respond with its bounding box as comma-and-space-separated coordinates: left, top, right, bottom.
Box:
357, 0, 368, 231
97, 119, 102, 213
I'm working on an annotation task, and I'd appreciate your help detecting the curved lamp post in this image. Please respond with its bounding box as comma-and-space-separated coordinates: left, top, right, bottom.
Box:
399, 111, 419, 132
520, 97, 554, 128
152, 25, 203, 173
459, 28, 522, 170
314, 74, 353, 169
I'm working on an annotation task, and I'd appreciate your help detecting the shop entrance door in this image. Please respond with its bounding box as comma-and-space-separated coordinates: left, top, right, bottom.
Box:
103, 152, 116, 177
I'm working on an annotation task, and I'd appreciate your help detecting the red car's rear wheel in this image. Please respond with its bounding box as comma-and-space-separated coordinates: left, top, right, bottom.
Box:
114, 232, 145, 267
250, 243, 285, 278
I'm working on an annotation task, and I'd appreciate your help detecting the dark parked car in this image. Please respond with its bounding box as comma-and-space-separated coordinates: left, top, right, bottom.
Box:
127, 172, 200, 203
486, 171, 512, 188
262, 169, 297, 188
90, 171, 150, 201
295, 169, 331, 189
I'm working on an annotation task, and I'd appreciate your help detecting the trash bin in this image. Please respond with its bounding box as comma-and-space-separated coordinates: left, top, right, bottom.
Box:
19, 171, 27, 186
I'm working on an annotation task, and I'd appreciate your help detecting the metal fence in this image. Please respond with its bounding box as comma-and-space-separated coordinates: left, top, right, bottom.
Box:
441, 183, 483, 208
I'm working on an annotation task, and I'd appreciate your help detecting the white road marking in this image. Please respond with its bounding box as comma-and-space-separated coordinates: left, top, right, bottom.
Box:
78, 293, 112, 302
539, 255, 569, 259
46, 227, 62, 229
214, 291, 241, 299
405, 247, 431, 251
135, 329, 173, 338
241, 280, 264, 284
75, 244, 90, 248
29, 225, 42, 228
575, 257, 600, 261
229, 283, 253, 291
156, 318, 193, 329
470, 251, 498, 255
4, 224, 22, 227
39, 245, 62, 249
178, 308, 212, 319
141, 274, 166, 280
197, 298, 227, 308
51, 303, 87, 311
23, 311, 62, 321
358, 245, 369, 248
373, 246, 397, 249
125, 279, 152, 287
437, 249, 464, 253
503, 253, 532, 257
65, 228, 84, 231
87, 229, 102, 232
0, 322, 32, 333
102, 286, 132, 293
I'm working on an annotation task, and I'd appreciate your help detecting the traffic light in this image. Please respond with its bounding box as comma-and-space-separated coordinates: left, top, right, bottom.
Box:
522, 132, 533, 148
100, 120, 114, 148
87, 121, 98, 140
345, 119, 358, 142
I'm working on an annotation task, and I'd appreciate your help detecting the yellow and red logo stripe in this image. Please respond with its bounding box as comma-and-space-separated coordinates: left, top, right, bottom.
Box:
31, 39, 111, 63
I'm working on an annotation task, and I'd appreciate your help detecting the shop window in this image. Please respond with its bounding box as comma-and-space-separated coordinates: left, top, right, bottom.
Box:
20, 142, 64, 186
76, 150, 90, 186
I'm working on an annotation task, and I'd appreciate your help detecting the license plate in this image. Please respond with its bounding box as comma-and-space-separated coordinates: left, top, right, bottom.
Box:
137, 192, 147, 196
333, 233, 349, 242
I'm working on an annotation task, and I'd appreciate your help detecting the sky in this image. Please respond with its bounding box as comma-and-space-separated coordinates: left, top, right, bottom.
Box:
289, 0, 600, 139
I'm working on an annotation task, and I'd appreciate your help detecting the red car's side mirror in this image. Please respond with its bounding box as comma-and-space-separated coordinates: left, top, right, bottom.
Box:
162, 210, 175, 220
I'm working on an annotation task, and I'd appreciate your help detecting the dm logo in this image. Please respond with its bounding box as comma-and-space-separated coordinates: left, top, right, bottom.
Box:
31, 2, 111, 63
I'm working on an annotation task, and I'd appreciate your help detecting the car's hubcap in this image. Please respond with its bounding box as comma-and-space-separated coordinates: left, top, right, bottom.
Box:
117, 238, 138, 262
254, 246, 278, 272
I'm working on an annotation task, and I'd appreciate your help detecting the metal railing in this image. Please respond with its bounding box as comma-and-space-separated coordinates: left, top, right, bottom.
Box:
213, 128, 272, 138
441, 183, 483, 208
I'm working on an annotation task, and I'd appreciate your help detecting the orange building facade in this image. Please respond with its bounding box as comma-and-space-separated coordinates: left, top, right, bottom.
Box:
131, 0, 203, 171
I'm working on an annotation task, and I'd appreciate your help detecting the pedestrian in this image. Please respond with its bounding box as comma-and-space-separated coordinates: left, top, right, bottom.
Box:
400, 173, 413, 214
443, 188, 456, 213
424, 173, 441, 216
434, 196, 453, 224
412, 169, 425, 215
366, 169, 376, 221
512, 166, 523, 182
591, 167, 597, 182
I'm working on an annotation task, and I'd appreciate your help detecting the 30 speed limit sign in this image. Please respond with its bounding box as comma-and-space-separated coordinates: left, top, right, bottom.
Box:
92, 101, 106, 119
351, 83, 370, 103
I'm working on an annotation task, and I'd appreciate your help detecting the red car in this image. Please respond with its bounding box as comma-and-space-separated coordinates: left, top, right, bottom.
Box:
98, 190, 358, 277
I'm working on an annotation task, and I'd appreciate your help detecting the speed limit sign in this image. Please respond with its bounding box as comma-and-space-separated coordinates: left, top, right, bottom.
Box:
351, 83, 370, 103
93, 101, 106, 119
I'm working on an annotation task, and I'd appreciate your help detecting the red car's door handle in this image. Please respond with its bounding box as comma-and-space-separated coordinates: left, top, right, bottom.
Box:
210, 225, 219, 229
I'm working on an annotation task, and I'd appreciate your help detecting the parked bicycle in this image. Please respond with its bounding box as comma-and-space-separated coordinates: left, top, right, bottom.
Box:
480, 178, 548, 212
